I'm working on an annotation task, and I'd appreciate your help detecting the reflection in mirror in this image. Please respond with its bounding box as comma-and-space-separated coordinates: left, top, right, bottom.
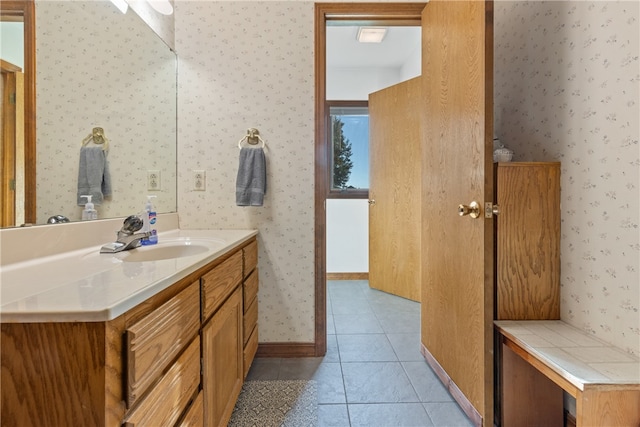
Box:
0, 1, 34, 227
0, 0, 177, 228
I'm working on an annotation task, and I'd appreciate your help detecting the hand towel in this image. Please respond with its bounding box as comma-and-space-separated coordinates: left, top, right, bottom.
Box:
77, 146, 112, 206
236, 147, 267, 206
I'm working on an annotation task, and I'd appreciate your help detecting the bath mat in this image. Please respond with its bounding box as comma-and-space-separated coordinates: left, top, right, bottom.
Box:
229, 379, 318, 427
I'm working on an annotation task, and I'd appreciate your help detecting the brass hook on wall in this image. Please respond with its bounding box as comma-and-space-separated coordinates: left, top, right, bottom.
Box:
238, 127, 266, 149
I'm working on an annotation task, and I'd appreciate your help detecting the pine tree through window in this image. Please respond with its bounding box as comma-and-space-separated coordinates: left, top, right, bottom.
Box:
328, 103, 369, 197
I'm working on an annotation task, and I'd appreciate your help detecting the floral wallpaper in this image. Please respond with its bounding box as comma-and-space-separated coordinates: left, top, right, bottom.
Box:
175, 2, 316, 342
495, 0, 639, 355
36, 1, 176, 224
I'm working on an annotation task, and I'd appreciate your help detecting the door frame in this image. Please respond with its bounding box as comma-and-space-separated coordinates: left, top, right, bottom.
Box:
314, 3, 426, 356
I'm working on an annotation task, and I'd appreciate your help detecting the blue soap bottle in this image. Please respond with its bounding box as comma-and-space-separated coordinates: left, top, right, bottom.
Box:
140, 195, 158, 245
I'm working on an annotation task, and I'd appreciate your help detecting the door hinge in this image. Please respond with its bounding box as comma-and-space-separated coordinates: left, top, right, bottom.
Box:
9, 179, 16, 191
9, 93, 16, 105
484, 202, 500, 218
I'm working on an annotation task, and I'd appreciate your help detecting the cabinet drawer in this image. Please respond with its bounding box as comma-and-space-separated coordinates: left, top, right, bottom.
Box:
243, 325, 258, 379
124, 338, 200, 427
126, 284, 200, 407
243, 268, 259, 311
243, 297, 258, 345
178, 391, 204, 427
201, 250, 243, 321
243, 240, 258, 278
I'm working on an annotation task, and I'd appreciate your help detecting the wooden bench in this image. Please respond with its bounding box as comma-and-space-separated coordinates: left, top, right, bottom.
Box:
495, 320, 640, 427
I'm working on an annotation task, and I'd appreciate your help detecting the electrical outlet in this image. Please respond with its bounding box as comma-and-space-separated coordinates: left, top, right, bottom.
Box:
147, 170, 161, 191
193, 170, 206, 191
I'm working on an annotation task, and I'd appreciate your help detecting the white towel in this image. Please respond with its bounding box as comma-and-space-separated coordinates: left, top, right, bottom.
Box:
236, 147, 267, 206
77, 146, 112, 205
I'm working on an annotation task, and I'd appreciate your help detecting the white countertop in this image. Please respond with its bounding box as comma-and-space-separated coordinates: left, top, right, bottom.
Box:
1, 229, 257, 323
495, 320, 640, 388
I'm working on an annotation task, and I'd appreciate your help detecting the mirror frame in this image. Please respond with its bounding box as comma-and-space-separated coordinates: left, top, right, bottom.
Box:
1, 0, 36, 225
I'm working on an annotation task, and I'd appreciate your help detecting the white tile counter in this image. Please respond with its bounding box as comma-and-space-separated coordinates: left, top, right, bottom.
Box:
495, 320, 639, 387
1, 228, 257, 323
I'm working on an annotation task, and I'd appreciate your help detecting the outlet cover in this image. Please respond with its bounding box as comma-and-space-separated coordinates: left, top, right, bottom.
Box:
147, 170, 161, 191
193, 170, 206, 191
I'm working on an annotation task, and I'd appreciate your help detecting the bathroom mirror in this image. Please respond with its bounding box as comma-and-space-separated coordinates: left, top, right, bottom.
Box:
0, 0, 177, 228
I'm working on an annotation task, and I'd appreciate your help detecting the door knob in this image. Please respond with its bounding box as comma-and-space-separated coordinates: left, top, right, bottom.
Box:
368, 199, 376, 205
458, 201, 481, 218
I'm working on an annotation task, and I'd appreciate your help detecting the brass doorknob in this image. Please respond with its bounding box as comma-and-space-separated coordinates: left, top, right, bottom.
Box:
458, 201, 481, 218
368, 199, 376, 205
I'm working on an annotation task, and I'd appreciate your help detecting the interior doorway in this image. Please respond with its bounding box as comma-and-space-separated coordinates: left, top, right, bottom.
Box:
314, 3, 426, 356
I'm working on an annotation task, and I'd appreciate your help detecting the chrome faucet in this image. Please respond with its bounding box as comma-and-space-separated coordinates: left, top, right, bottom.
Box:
100, 215, 151, 253
47, 215, 70, 224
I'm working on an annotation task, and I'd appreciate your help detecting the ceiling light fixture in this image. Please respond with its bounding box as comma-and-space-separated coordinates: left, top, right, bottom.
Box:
356, 27, 387, 43
110, 0, 128, 14
147, 0, 173, 15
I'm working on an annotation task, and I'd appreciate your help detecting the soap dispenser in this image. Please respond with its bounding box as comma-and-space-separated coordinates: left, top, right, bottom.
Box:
140, 195, 158, 245
80, 195, 98, 220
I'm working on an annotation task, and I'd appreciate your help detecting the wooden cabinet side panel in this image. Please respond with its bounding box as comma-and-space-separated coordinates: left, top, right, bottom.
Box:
497, 163, 561, 320
201, 250, 243, 321
126, 283, 200, 407
501, 343, 564, 427
203, 287, 244, 427
1, 322, 107, 427
577, 387, 640, 427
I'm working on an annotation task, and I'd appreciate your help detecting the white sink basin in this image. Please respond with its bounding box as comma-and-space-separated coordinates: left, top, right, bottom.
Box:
122, 243, 210, 262
115, 237, 227, 263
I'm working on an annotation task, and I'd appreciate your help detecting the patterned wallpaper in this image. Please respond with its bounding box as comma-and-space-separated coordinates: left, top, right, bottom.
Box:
495, 1, 639, 355
175, 2, 316, 342
36, 1, 176, 224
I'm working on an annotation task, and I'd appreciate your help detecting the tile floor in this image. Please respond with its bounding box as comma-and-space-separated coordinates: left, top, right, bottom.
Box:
246, 280, 474, 426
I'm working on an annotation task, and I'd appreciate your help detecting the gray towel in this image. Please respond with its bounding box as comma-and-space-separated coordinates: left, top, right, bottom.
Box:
77, 146, 112, 206
236, 147, 266, 206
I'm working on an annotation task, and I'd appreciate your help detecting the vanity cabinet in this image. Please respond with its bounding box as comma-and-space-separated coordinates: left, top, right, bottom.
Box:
495, 162, 560, 320
0, 237, 258, 427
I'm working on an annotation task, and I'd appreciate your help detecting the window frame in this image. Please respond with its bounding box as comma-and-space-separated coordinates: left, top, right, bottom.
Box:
326, 100, 369, 199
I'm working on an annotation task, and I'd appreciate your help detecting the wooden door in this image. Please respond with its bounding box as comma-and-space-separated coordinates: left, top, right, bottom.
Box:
368, 77, 422, 302
420, 1, 494, 426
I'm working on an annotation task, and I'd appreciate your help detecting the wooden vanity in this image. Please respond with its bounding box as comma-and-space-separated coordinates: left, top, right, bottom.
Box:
1, 235, 259, 427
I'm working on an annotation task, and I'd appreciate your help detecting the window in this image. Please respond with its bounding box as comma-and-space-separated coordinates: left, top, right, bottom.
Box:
328, 101, 369, 198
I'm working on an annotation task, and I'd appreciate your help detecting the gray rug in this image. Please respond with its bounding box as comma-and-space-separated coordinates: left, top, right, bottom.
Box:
229, 380, 318, 427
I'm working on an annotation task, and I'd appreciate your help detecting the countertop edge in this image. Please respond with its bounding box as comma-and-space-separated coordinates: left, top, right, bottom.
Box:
1, 229, 258, 323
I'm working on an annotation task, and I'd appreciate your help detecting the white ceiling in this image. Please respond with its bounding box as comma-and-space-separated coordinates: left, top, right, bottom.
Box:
326, 26, 421, 69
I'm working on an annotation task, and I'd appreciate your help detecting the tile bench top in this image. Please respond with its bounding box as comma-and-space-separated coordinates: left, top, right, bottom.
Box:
495, 320, 639, 389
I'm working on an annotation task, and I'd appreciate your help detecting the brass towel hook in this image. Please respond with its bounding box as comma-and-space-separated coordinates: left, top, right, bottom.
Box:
237, 128, 266, 149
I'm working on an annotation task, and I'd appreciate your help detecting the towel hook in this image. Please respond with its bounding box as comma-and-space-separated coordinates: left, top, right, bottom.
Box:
82, 127, 109, 151
238, 128, 266, 149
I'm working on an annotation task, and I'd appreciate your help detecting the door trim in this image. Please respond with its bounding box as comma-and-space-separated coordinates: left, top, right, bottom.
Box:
314, 2, 426, 357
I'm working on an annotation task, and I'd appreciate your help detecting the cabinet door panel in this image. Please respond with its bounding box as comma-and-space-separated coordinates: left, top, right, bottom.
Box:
203, 287, 243, 427
496, 162, 560, 320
